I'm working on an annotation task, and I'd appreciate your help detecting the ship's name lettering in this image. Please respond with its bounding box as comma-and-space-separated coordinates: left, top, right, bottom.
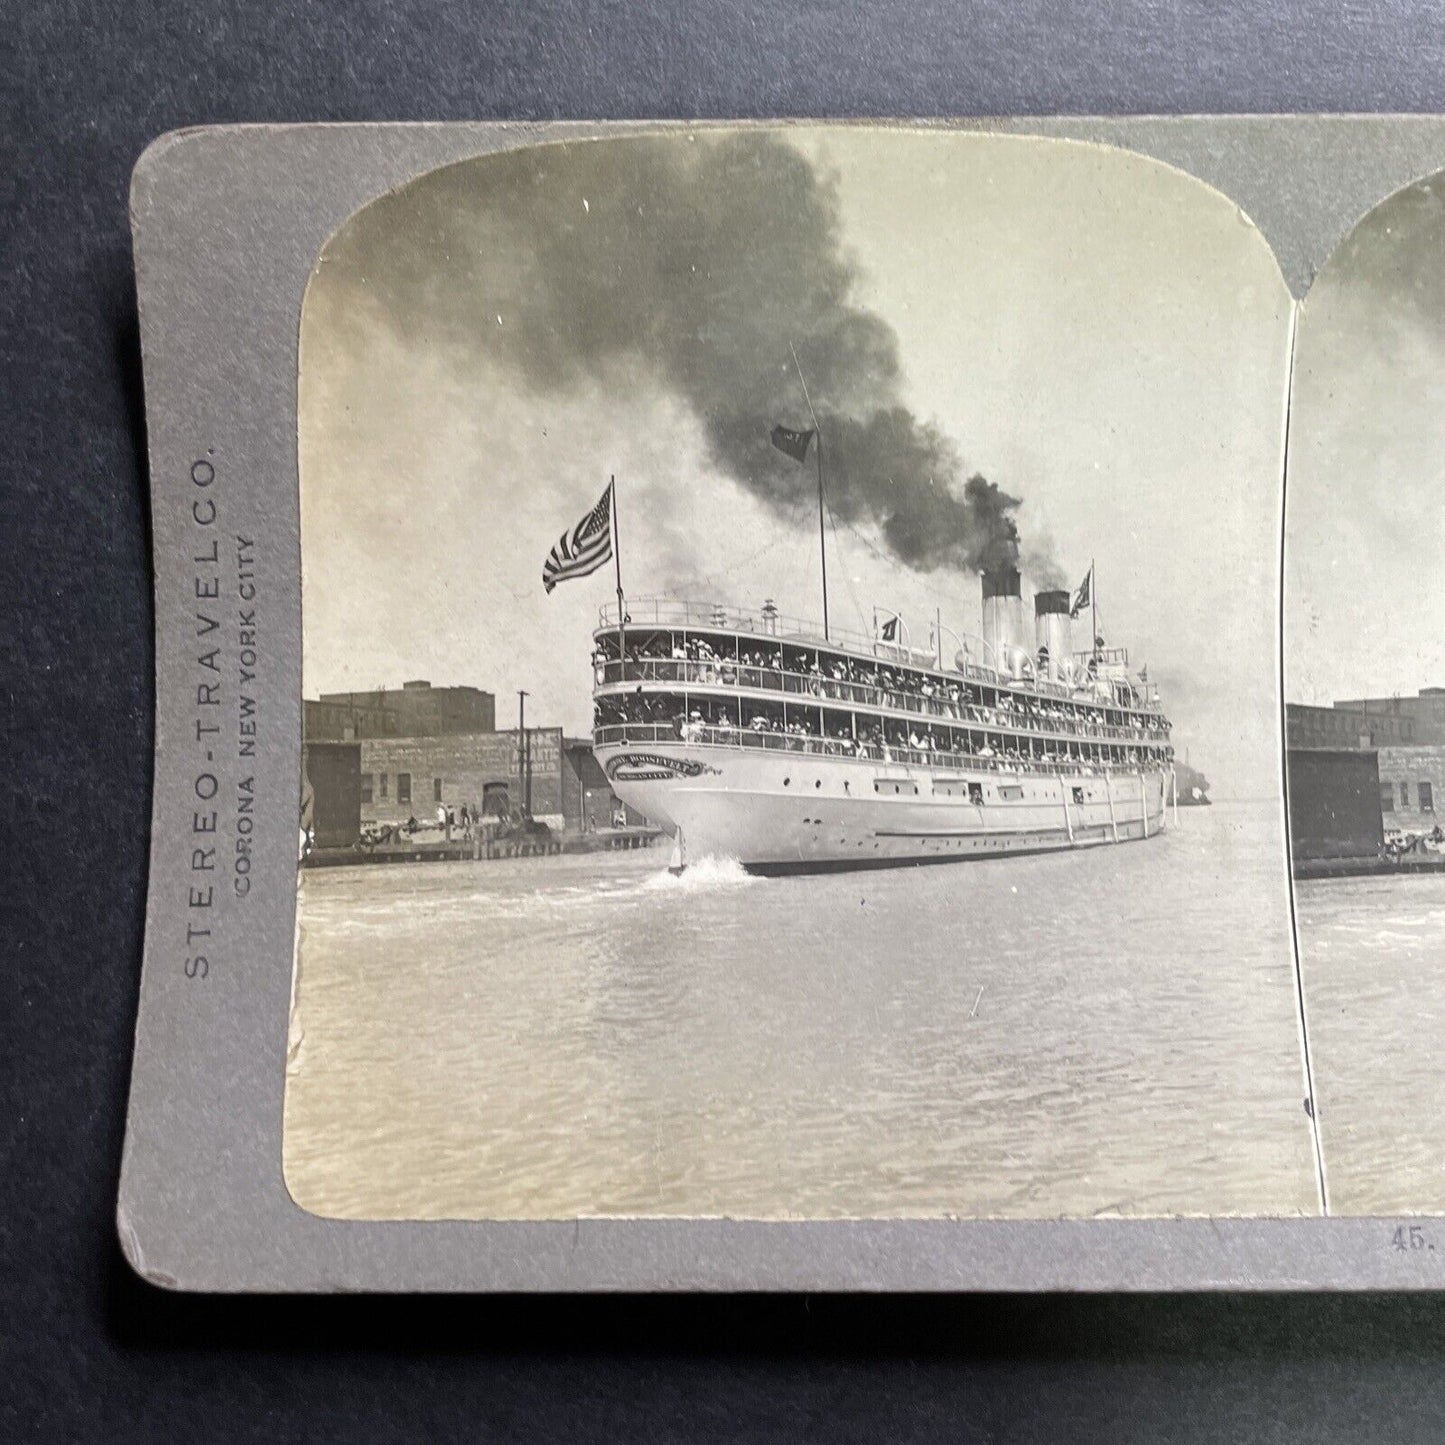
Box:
606, 753, 720, 781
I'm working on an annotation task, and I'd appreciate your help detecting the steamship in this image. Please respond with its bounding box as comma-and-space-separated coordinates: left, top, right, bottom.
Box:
591, 568, 1175, 874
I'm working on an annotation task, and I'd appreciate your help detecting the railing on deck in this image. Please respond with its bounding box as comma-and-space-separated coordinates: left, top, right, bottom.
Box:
1075, 645, 1130, 667
591, 658, 1169, 743
593, 723, 1165, 778
600, 597, 881, 655
597, 598, 1162, 712
596, 597, 1086, 698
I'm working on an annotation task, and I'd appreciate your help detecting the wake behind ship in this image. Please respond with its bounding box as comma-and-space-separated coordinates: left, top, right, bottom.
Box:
591, 569, 1175, 874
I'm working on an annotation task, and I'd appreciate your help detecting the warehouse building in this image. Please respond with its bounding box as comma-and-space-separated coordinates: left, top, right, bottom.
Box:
1285, 691, 1445, 864
359, 727, 565, 829
355, 727, 639, 834
1333, 688, 1445, 745
304, 679, 495, 741
1376, 744, 1445, 835
303, 678, 637, 840
1285, 701, 1417, 750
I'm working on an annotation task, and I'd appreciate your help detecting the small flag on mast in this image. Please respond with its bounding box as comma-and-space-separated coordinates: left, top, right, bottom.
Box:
542, 481, 614, 593
1070, 566, 1093, 619
770, 424, 816, 464
879, 614, 899, 643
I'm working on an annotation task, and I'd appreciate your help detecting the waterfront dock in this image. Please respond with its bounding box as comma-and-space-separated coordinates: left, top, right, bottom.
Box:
304, 826, 662, 869
1294, 853, 1445, 882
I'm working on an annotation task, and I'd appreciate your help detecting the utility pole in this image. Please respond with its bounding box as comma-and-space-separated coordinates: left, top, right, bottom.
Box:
517, 689, 531, 817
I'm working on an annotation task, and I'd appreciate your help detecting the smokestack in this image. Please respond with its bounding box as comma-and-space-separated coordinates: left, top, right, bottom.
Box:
982, 568, 1024, 675
1034, 590, 1073, 682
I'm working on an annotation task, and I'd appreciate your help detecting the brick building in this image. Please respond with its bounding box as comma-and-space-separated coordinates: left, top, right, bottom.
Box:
305, 679, 495, 741
1333, 689, 1445, 745
357, 728, 637, 833
1284, 692, 1445, 855
1285, 701, 1418, 750
304, 678, 636, 836
304, 696, 400, 742
1376, 744, 1445, 835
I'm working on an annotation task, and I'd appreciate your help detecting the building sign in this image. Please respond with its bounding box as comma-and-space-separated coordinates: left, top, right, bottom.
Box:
512, 731, 560, 772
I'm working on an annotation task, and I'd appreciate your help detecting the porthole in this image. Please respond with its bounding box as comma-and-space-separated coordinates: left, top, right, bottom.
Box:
783, 777, 790, 786
815, 779, 822, 789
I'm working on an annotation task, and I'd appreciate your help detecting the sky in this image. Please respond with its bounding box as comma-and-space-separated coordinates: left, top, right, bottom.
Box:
1285, 171, 1445, 706
299, 127, 1294, 795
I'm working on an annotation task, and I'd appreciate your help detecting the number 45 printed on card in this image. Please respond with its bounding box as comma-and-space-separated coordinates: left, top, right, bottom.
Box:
1392, 1224, 1435, 1253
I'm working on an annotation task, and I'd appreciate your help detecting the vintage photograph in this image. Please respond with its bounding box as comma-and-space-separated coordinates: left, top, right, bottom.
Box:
1285, 169, 1445, 1216
284, 127, 1318, 1221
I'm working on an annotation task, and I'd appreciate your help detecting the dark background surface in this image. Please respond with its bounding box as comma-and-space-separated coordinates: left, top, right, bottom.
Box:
9, 1, 1445, 1438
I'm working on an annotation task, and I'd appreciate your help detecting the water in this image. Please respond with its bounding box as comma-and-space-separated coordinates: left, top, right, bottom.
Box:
283, 799, 1322, 1220
1296, 875, 1445, 1215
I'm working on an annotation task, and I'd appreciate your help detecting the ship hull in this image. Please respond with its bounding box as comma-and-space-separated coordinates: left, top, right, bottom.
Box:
597, 740, 1169, 873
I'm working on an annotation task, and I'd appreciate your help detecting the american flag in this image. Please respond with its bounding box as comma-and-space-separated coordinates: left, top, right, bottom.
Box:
542, 482, 613, 593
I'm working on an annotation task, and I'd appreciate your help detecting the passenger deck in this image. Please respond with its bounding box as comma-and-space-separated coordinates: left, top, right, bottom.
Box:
592, 597, 1173, 780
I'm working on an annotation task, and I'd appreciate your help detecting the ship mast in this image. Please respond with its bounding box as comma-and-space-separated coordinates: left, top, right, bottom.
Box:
610, 473, 625, 658
790, 342, 829, 642
1091, 555, 1098, 666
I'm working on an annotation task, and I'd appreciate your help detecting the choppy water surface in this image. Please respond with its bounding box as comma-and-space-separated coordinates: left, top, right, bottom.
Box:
1296, 876, 1445, 1215
284, 800, 1320, 1220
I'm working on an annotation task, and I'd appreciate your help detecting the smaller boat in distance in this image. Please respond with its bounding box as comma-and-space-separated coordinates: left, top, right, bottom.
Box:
1175, 758, 1211, 806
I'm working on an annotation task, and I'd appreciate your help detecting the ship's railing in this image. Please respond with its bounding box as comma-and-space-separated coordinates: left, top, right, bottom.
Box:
591, 658, 1170, 742
600, 596, 883, 656
593, 723, 1166, 777
592, 647, 1144, 713
1074, 645, 1130, 667
596, 596, 1099, 702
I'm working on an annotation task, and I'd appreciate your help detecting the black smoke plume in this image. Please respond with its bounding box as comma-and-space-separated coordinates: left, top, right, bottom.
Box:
331, 132, 1023, 575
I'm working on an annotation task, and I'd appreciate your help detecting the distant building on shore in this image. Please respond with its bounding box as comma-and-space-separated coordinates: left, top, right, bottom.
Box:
355, 728, 635, 834
1333, 688, 1445, 745
1286, 690, 1445, 862
1285, 700, 1418, 751
1376, 744, 1444, 834
302, 679, 639, 844
304, 679, 496, 741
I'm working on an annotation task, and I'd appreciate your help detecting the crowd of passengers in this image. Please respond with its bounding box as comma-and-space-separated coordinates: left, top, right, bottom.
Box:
593, 692, 1171, 773
593, 633, 1171, 739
